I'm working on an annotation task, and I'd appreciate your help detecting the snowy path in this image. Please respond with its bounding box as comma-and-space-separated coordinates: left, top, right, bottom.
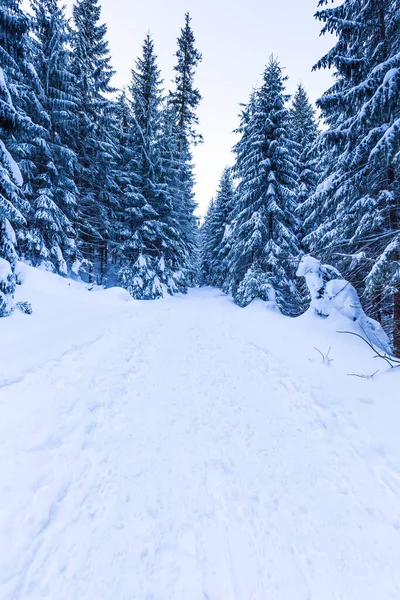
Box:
1, 288, 400, 600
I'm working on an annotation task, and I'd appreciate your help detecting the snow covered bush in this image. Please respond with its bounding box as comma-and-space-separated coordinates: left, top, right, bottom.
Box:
235, 263, 279, 311
118, 255, 166, 300
297, 256, 391, 354
16, 300, 32, 315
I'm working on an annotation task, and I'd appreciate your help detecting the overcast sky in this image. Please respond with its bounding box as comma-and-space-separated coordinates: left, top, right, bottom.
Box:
63, 0, 336, 215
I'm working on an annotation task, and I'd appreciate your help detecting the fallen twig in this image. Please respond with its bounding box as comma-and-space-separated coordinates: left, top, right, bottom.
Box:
348, 370, 380, 379
314, 346, 334, 366
337, 330, 400, 369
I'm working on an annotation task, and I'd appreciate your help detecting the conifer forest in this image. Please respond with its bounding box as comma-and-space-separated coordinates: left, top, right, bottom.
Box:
1, 0, 399, 354
2, 2, 400, 597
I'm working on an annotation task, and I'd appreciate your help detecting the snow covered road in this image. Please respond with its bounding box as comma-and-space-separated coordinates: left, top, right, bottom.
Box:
1, 283, 400, 600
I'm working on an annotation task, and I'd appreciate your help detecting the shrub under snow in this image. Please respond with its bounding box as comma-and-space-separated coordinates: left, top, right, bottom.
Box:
297, 256, 391, 354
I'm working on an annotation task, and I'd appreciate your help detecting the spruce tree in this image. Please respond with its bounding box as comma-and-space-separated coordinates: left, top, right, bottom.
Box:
20, 0, 80, 275
110, 91, 139, 281
158, 101, 192, 290
0, 0, 30, 314
71, 0, 119, 282
117, 35, 186, 299
199, 198, 215, 286
171, 12, 202, 147
228, 57, 301, 313
169, 13, 202, 285
308, 0, 400, 354
290, 84, 319, 247
200, 167, 235, 288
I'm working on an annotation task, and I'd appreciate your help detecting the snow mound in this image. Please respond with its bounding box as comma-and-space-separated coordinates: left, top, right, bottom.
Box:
297, 255, 391, 354
91, 286, 135, 303
0, 265, 137, 386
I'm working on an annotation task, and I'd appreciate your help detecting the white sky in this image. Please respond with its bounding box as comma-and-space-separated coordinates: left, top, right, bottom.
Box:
62, 0, 336, 215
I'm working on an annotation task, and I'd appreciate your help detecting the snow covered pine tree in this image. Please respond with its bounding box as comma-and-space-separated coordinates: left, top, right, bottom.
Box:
0, 0, 30, 315
72, 0, 119, 283
307, 0, 400, 355
201, 167, 235, 288
22, 0, 79, 276
290, 83, 319, 248
169, 13, 202, 285
228, 57, 301, 313
117, 35, 186, 299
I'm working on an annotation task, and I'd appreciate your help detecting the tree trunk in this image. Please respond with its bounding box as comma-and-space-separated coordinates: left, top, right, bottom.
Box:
371, 291, 382, 324
388, 163, 400, 356
393, 287, 400, 357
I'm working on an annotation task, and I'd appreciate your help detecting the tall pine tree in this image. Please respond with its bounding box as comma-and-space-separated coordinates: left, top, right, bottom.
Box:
228, 58, 301, 313
118, 35, 186, 299
201, 167, 235, 288
71, 0, 119, 282
308, 0, 400, 354
169, 13, 202, 284
290, 83, 319, 248
21, 0, 79, 275
0, 0, 32, 314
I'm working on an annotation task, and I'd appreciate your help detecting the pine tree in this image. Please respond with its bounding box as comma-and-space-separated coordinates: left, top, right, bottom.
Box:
0, 132, 25, 316
109, 91, 139, 281
228, 57, 301, 313
200, 167, 235, 287
117, 35, 187, 299
170, 12, 202, 147
71, 0, 119, 282
169, 13, 202, 285
199, 198, 215, 286
0, 0, 31, 314
290, 84, 320, 247
20, 0, 80, 275
308, 0, 400, 354
158, 101, 192, 290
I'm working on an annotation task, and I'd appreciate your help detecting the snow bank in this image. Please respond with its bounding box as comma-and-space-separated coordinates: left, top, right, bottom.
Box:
297, 255, 391, 354
0, 265, 137, 386
231, 289, 400, 463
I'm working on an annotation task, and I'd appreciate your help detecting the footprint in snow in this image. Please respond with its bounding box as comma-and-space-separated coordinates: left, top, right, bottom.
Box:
359, 397, 374, 405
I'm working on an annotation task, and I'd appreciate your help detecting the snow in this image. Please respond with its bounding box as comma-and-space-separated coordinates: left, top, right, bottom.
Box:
0, 257, 12, 282
383, 67, 399, 85
0, 67, 13, 108
297, 255, 391, 354
0, 140, 23, 187
1, 267, 400, 599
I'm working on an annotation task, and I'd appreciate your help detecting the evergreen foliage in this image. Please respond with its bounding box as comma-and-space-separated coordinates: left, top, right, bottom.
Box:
307, 0, 400, 354
117, 35, 186, 299
290, 84, 320, 247
71, 0, 118, 282
169, 12, 202, 284
170, 12, 202, 148
0, 0, 29, 314
2, 0, 398, 360
1, 3, 205, 312
200, 167, 235, 287
22, 0, 79, 275
227, 58, 301, 314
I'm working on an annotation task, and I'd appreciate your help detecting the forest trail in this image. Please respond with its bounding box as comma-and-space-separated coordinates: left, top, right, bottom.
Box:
1, 287, 400, 600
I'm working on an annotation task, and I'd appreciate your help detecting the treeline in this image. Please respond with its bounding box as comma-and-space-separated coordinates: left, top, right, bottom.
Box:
0, 0, 201, 313
201, 0, 400, 355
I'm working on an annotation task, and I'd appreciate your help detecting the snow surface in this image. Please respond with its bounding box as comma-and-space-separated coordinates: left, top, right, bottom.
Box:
1, 266, 400, 600
0, 258, 12, 283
